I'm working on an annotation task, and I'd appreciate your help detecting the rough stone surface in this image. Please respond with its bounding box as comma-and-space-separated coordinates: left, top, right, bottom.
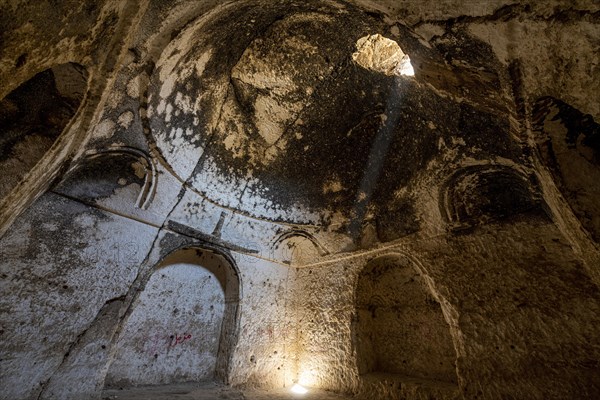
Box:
532, 97, 600, 243
355, 255, 457, 383
293, 219, 600, 399
101, 381, 347, 399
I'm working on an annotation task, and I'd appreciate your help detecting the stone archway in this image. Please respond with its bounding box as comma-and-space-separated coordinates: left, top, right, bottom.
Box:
355, 254, 457, 384
105, 247, 240, 387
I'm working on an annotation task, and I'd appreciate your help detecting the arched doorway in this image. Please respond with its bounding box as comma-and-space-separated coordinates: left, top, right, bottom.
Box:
355, 254, 457, 384
105, 247, 240, 387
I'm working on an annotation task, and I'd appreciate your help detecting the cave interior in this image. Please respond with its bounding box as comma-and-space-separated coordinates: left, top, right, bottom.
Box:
1, 1, 600, 399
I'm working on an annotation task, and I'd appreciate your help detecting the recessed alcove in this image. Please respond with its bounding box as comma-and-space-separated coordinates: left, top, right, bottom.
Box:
55, 146, 157, 210
355, 254, 458, 393
0, 63, 88, 199
104, 248, 240, 388
440, 165, 546, 230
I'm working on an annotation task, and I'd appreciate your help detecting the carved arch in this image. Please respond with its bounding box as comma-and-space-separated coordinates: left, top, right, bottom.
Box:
440, 164, 544, 229
58, 146, 158, 209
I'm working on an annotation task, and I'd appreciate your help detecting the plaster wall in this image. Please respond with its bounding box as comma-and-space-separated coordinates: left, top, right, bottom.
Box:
0, 191, 298, 398
0, 192, 157, 400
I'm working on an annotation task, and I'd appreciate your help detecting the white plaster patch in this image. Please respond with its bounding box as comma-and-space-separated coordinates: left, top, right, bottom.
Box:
195, 48, 213, 77
174, 92, 194, 114
157, 99, 166, 115
94, 119, 116, 139
117, 111, 134, 129
165, 103, 173, 123
168, 127, 185, 149
159, 75, 177, 100
73, 214, 96, 229
153, 125, 202, 181
323, 179, 344, 194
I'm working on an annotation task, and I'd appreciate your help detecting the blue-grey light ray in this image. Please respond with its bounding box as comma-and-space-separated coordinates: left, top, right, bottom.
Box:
349, 76, 404, 239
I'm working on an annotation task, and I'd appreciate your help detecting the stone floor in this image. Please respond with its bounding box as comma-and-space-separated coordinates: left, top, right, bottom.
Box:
102, 381, 348, 400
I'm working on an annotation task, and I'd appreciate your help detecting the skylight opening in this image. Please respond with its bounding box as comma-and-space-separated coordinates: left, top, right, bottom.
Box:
352, 34, 415, 77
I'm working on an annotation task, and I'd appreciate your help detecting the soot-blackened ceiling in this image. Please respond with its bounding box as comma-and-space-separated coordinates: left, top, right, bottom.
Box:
0, 0, 551, 252
144, 0, 527, 232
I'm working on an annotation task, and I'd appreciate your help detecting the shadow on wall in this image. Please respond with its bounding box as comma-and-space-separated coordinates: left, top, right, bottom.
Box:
354, 254, 458, 384
532, 97, 600, 243
0, 63, 88, 200
104, 247, 240, 388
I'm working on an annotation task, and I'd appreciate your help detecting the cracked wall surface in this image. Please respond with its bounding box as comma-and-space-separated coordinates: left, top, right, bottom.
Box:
1, 1, 599, 399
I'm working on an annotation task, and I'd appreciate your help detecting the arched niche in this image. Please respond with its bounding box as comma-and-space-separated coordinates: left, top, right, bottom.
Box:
272, 229, 329, 266
0, 63, 88, 200
55, 146, 157, 210
440, 165, 545, 230
105, 247, 240, 387
355, 254, 457, 384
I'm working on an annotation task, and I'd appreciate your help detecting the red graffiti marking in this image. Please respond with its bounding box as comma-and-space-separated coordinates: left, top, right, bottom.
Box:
256, 324, 289, 341
145, 333, 193, 355
170, 333, 193, 347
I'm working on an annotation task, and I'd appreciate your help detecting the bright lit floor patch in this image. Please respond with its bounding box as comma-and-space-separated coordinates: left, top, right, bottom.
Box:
291, 383, 309, 395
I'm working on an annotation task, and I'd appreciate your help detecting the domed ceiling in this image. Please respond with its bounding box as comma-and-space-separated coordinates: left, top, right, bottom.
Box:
146, 0, 523, 234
